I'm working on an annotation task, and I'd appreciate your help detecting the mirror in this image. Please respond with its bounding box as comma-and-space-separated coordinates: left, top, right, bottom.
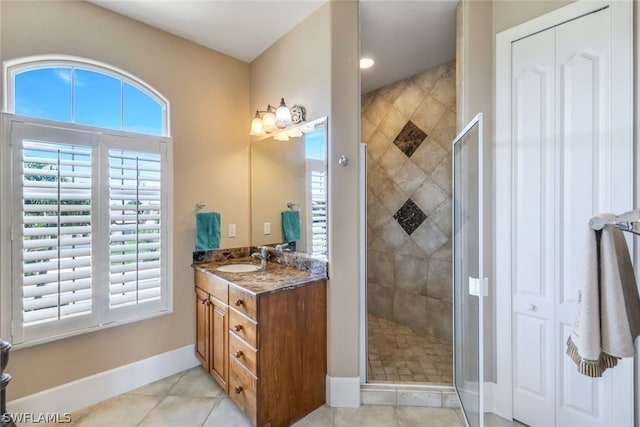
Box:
251, 117, 328, 258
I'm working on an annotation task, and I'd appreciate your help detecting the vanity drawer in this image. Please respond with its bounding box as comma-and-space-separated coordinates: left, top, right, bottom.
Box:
229, 331, 257, 375
229, 358, 257, 425
194, 270, 228, 303
229, 286, 257, 319
229, 309, 258, 348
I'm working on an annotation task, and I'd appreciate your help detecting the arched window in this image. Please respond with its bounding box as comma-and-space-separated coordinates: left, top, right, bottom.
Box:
1, 56, 172, 346
4, 55, 169, 136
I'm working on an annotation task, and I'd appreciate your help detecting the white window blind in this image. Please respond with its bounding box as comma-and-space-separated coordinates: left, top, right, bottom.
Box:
109, 150, 162, 309
6, 119, 171, 346
310, 170, 327, 256
21, 140, 93, 326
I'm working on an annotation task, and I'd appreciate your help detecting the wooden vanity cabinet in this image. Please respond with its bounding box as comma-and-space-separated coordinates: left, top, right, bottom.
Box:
194, 270, 229, 392
228, 279, 327, 427
194, 267, 327, 427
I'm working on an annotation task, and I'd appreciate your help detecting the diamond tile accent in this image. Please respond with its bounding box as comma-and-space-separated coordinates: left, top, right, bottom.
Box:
393, 121, 427, 158
393, 199, 427, 235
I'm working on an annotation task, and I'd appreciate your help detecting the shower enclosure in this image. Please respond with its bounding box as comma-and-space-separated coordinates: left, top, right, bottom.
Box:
452, 113, 485, 427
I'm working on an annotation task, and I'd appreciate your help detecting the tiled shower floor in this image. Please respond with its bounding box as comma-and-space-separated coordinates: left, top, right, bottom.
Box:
367, 314, 453, 384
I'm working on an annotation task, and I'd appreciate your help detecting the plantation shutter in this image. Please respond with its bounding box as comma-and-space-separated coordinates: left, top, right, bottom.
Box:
8, 120, 171, 345
21, 140, 93, 326
108, 149, 162, 309
310, 170, 327, 255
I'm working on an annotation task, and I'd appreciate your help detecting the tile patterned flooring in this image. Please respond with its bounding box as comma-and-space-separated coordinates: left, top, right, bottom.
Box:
48, 365, 470, 427
368, 314, 453, 384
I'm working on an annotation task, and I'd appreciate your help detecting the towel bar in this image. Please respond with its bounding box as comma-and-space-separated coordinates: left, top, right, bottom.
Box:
590, 209, 640, 236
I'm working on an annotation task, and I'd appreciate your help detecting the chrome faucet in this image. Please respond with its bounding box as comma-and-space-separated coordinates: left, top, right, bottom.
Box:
275, 242, 290, 252
251, 246, 269, 271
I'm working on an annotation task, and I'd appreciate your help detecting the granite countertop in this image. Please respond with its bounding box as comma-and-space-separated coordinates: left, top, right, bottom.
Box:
193, 257, 325, 296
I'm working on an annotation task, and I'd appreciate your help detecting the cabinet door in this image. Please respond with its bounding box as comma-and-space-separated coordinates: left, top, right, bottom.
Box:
210, 296, 228, 390
195, 289, 210, 367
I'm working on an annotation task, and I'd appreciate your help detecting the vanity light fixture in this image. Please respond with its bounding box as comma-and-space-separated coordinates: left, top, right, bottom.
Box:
250, 104, 277, 136
249, 98, 306, 137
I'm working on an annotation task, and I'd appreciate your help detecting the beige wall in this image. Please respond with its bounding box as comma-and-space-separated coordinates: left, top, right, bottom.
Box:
248, 3, 331, 252
493, 0, 572, 33
249, 1, 364, 385
250, 3, 331, 124
1, 1, 251, 399
251, 136, 307, 248
327, 0, 360, 380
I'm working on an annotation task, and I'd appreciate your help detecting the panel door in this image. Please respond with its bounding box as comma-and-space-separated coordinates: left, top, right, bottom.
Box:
210, 296, 228, 390
511, 6, 633, 427
511, 25, 556, 427
195, 289, 210, 368
554, 8, 632, 426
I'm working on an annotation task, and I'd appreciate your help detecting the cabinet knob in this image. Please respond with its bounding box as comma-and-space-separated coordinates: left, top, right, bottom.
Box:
202, 300, 210, 306
527, 303, 537, 311
234, 324, 243, 332
234, 386, 243, 394
235, 299, 244, 307
234, 350, 243, 358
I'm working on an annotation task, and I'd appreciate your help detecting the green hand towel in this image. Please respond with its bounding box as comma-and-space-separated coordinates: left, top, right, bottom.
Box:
281, 210, 301, 243
196, 212, 221, 251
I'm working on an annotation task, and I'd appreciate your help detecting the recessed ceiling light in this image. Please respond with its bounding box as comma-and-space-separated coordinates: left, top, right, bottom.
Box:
360, 57, 375, 69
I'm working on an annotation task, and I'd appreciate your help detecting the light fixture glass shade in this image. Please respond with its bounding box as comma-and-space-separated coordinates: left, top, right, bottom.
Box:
275, 97, 292, 128
262, 104, 277, 132
249, 111, 264, 136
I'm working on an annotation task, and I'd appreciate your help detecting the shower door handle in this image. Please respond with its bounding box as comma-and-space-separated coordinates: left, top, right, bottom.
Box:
469, 277, 489, 297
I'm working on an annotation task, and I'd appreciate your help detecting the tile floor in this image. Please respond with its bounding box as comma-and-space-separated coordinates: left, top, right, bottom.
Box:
368, 314, 453, 384
43, 365, 523, 427
46, 366, 467, 427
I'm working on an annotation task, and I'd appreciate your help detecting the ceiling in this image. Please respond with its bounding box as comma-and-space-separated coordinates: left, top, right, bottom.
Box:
360, 0, 458, 93
89, 0, 458, 94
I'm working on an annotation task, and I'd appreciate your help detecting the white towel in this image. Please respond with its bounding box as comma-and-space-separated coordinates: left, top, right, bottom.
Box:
567, 217, 640, 377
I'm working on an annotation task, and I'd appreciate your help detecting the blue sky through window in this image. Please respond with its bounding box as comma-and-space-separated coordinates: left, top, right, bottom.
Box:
15, 66, 163, 136
305, 128, 326, 161
16, 68, 72, 122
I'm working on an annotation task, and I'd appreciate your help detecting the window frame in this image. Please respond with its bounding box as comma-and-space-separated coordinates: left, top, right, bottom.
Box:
1, 114, 174, 347
3, 55, 171, 137
1, 55, 173, 348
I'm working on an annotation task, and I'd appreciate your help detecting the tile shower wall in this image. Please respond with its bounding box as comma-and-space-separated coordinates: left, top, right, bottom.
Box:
362, 61, 455, 342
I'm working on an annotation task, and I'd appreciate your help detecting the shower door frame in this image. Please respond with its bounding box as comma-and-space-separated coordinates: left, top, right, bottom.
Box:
452, 113, 485, 427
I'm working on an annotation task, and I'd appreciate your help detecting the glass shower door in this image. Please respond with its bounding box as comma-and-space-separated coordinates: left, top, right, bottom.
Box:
452, 113, 485, 427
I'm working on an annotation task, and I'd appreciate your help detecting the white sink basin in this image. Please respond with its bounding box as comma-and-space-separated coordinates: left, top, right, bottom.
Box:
216, 263, 261, 273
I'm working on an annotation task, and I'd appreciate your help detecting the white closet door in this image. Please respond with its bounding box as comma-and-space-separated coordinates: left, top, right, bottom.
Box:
511, 6, 633, 427
511, 25, 556, 427
512, 23, 557, 426
554, 8, 630, 427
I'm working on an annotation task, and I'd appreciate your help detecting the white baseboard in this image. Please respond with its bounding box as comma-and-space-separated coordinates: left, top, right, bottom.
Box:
8, 345, 199, 418
326, 376, 360, 407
